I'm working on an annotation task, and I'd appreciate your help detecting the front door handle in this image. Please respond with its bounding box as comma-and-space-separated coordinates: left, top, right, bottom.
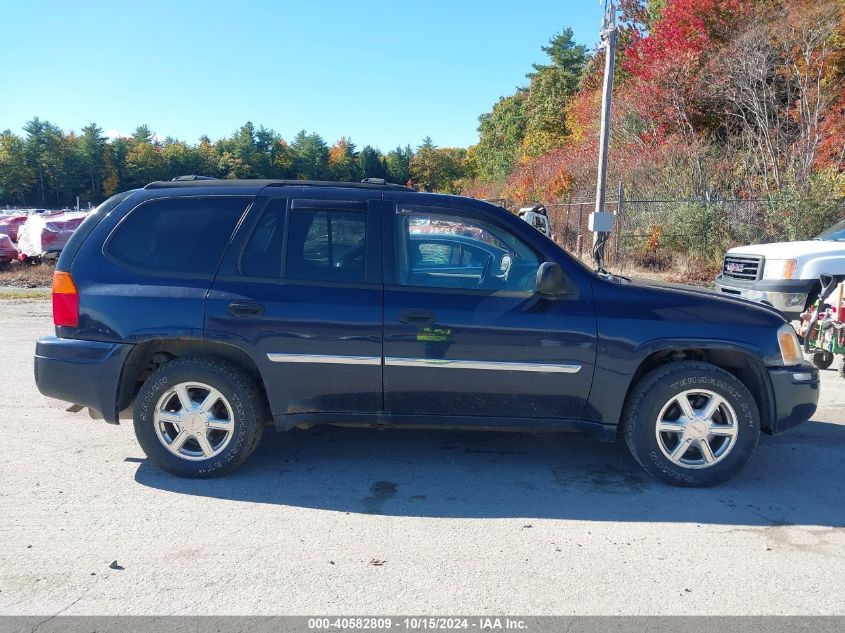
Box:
228, 301, 265, 317
399, 310, 436, 326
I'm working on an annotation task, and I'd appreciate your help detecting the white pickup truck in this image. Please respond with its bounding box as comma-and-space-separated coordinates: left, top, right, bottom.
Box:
715, 219, 845, 318
518, 204, 552, 237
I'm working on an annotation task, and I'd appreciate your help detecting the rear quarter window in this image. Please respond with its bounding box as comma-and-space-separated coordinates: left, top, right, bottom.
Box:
57, 190, 136, 271
106, 196, 251, 276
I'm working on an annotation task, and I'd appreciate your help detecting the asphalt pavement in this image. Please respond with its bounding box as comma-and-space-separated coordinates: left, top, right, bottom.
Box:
1, 300, 843, 615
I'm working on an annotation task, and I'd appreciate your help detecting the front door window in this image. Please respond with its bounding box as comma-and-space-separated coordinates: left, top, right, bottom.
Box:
395, 206, 539, 293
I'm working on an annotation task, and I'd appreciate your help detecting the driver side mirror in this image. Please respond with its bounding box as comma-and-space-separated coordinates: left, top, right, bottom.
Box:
536, 262, 567, 296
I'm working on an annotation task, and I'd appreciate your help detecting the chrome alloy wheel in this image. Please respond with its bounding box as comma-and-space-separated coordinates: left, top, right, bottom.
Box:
655, 389, 739, 469
153, 382, 235, 461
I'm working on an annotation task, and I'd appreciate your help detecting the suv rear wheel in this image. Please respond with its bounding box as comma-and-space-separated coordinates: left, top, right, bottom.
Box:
623, 361, 760, 487
133, 357, 265, 477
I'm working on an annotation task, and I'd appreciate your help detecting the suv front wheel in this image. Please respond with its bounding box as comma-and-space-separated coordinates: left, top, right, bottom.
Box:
133, 357, 265, 477
623, 361, 760, 487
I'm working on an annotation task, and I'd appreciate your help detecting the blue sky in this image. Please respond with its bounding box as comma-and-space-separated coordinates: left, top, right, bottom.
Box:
1, 0, 603, 150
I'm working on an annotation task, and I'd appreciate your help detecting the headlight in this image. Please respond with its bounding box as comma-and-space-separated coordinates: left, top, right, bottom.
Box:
762, 259, 797, 279
777, 323, 803, 365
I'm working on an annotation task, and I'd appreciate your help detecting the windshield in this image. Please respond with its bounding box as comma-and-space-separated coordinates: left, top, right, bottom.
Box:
815, 219, 845, 241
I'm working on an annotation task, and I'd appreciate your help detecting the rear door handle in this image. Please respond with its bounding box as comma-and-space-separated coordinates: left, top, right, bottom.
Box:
399, 310, 436, 326
228, 301, 265, 317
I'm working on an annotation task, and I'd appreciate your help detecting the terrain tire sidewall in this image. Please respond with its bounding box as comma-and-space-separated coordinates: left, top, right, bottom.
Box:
133, 356, 265, 478
624, 361, 760, 487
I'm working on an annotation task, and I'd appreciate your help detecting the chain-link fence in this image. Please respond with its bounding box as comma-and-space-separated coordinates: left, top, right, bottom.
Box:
542, 198, 791, 270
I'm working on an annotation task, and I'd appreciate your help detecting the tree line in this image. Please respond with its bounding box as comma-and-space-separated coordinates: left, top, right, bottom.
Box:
2, 0, 843, 241
0, 121, 474, 207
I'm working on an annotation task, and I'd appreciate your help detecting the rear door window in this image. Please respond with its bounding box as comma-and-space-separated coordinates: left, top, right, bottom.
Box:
107, 196, 251, 276
285, 209, 367, 283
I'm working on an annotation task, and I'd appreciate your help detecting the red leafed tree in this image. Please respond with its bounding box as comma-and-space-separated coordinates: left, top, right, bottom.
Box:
466, 0, 845, 218
622, 0, 750, 138
815, 9, 845, 173
817, 85, 845, 172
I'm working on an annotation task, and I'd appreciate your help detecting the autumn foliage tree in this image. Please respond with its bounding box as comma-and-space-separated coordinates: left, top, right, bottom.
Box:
467, 0, 844, 225
328, 137, 360, 182
410, 137, 469, 193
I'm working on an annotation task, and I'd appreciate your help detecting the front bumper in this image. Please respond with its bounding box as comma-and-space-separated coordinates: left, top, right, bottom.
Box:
715, 276, 815, 318
34, 336, 133, 424
766, 364, 819, 434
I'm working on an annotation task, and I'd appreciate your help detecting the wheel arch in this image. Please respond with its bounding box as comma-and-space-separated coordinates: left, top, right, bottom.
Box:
117, 337, 271, 422
620, 346, 775, 435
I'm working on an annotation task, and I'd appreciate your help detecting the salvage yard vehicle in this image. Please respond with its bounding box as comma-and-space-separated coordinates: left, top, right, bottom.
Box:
35, 178, 819, 486
715, 217, 845, 319
16, 210, 90, 262
518, 204, 552, 237
0, 213, 28, 243
0, 234, 19, 263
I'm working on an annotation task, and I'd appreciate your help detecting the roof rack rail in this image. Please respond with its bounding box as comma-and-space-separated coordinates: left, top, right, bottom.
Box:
144, 178, 414, 191
261, 179, 412, 191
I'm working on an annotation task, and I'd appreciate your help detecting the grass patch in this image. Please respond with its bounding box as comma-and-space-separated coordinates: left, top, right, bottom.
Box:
575, 253, 713, 287
666, 255, 723, 286
0, 262, 54, 288
0, 288, 51, 300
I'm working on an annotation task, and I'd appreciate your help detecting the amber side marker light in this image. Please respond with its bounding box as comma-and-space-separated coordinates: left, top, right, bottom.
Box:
52, 271, 79, 328
777, 324, 803, 366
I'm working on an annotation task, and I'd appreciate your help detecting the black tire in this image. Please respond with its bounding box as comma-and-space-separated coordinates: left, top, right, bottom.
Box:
812, 351, 834, 370
133, 356, 266, 477
623, 361, 760, 487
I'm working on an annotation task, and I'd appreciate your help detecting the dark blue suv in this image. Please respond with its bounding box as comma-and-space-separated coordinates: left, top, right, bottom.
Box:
34, 178, 820, 486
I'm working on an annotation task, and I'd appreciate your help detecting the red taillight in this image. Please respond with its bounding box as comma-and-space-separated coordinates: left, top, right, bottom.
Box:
52, 271, 79, 328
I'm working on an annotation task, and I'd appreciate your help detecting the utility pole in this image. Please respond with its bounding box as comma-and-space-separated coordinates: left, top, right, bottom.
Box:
591, 0, 618, 271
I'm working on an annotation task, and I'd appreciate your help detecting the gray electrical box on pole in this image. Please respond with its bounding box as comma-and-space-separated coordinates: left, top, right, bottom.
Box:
591, 0, 618, 271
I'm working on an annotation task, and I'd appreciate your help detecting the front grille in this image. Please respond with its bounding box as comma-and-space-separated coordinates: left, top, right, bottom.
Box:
722, 254, 763, 280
